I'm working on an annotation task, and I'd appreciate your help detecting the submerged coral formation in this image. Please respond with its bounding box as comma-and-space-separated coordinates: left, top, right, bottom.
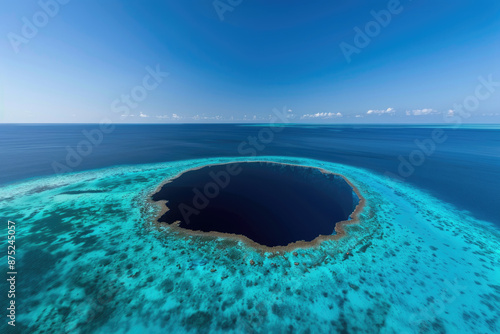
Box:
0, 156, 498, 333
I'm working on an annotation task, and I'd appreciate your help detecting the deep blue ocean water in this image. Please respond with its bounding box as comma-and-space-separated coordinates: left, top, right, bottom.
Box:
152, 162, 358, 247
1, 124, 498, 226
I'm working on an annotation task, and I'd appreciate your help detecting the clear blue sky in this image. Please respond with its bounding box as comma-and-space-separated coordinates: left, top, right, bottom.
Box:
1, 0, 499, 123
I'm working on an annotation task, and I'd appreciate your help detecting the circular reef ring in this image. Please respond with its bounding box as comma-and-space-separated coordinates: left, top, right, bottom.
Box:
150, 161, 366, 252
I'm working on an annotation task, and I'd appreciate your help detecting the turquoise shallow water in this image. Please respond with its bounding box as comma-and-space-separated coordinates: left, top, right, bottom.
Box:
0, 156, 499, 333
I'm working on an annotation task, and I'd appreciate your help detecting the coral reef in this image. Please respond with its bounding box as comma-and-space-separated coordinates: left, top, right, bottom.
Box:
0, 156, 498, 333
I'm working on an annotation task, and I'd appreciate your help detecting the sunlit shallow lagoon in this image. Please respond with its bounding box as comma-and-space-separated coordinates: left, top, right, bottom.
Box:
0, 156, 499, 333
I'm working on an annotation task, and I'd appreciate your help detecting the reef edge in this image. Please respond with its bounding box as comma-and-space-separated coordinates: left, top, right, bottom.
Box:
148, 160, 366, 252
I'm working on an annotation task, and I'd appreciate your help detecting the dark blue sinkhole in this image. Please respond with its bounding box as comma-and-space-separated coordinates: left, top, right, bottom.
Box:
152, 162, 360, 247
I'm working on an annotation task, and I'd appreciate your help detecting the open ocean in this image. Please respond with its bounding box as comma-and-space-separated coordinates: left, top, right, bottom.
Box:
1, 124, 498, 226
1, 123, 500, 333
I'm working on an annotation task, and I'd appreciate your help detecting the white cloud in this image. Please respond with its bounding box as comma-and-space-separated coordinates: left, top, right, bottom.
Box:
139, 112, 148, 118
172, 113, 181, 120
188, 114, 224, 121
367, 108, 395, 115
405, 108, 436, 116
301, 112, 342, 119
